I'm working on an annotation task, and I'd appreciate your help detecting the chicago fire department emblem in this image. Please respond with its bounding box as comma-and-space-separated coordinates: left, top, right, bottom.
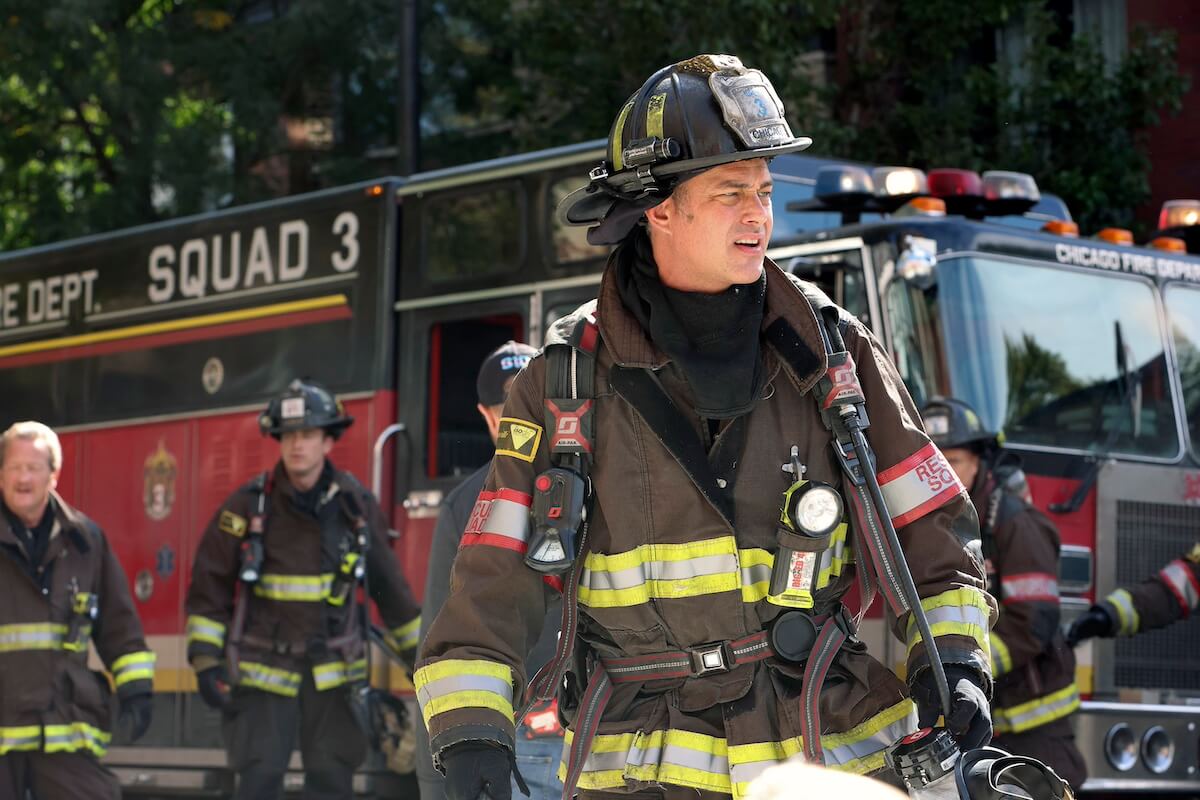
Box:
143, 440, 178, 521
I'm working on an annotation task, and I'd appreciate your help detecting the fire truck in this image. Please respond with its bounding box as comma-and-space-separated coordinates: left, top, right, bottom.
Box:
0, 140, 912, 796
2, 132, 1188, 795
781, 167, 1200, 795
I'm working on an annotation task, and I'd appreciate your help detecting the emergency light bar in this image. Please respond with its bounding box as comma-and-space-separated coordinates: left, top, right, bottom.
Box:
872, 167, 928, 198
1097, 227, 1134, 246
1159, 200, 1200, 230
1042, 220, 1079, 237
982, 170, 1040, 214
814, 166, 874, 208
1149, 236, 1187, 253
927, 168, 983, 198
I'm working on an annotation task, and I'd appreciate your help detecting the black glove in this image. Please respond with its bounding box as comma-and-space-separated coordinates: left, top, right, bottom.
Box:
441, 741, 513, 800
910, 665, 992, 750
196, 664, 232, 711
1065, 605, 1116, 647
119, 692, 153, 742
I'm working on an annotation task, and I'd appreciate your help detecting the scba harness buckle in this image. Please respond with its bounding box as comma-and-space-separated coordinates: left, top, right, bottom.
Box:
689, 642, 733, 676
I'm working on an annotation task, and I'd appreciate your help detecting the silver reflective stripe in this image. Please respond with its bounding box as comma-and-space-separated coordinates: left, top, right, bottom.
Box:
824, 707, 918, 766
254, 574, 332, 602
624, 737, 729, 777
0, 728, 41, 753
1160, 560, 1200, 612
906, 602, 990, 644
740, 562, 772, 587
416, 673, 513, 707
995, 685, 1080, 733
0, 623, 67, 652
240, 662, 302, 695
478, 494, 531, 543
582, 553, 739, 592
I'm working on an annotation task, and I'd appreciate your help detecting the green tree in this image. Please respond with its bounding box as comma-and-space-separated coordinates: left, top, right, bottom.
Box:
0, 0, 400, 250
824, 1, 1188, 234
1004, 331, 1082, 427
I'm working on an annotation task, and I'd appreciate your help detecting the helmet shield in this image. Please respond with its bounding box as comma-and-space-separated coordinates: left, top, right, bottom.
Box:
559, 54, 812, 244
259, 379, 354, 440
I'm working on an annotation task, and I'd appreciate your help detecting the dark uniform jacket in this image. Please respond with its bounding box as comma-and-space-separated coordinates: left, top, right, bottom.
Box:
185, 460, 420, 697
1100, 541, 1200, 636
417, 260, 994, 796
974, 463, 1079, 736
416, 463, 564, 795
0, 493, 154, 758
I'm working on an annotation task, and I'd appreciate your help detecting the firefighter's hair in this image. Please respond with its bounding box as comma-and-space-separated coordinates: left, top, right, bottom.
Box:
0, 421, 63, 472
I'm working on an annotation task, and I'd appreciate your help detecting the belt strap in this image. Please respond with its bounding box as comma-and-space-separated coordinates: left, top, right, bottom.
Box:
800, 616, 850, 765
600, 615, 829, 683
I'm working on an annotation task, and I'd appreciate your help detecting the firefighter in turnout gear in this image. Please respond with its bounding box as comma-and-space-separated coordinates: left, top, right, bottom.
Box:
185, 379, 421, 800
922, 398, 1086, 790
0, 421, 155, 800
1066, 541, 1200, 645
418, 55, 995, 800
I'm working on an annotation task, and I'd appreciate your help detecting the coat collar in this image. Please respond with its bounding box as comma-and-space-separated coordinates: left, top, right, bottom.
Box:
595, 256, 828, 393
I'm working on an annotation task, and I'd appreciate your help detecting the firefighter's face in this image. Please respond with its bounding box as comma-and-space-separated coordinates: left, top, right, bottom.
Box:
645, 159, 773, 293
943, 447, 981, 490
0, 438, 58, 523
279, 427, 333, 483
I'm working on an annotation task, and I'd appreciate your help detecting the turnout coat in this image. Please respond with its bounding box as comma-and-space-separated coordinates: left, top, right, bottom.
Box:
0, 493, 154, 758
418, 260, 995, 797
185, 461, 421, 697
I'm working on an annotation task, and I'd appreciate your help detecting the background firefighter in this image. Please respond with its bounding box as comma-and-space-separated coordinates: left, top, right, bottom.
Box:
415, 339, 567, 800
417, 54, 995, 800
1066, 541, 1200, 645
921, 397, 1086, 790
0, 421, 155, 800
185, 379, 421, 800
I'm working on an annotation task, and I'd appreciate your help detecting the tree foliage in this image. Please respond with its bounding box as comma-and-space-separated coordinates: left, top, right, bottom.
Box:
0, 0, 1188, 249
0, 0, 400, 250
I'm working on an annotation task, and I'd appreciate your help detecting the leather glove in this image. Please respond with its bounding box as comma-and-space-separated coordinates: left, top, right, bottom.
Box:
441, 741, 513, 800
1065, 605, 1116, 647
909, 665, 992, 750
119, 692, 153, 742
196, 664, 232, 711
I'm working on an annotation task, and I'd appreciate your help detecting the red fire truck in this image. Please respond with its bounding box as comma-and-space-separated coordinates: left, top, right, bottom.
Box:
0, 140, 907, 795
782, 168, 1200, 795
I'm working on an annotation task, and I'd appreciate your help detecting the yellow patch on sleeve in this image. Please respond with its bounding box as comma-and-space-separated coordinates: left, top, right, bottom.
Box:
219, 510, 248, 538
1186, 542, 1200, 564
495, 418, 543, 463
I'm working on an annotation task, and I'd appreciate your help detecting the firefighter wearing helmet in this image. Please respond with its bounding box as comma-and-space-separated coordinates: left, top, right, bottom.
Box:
921, 397, 1087, 790
185, 379, 421, 799
418, 55, 994, 800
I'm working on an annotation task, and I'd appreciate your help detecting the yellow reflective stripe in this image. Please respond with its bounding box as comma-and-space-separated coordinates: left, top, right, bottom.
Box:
905, 588, 991, 656
561, 699, 918, 798
43, 722, 111, 757
253, 573, 334, 601
580, 537, 743, 608
390, 616, 421, 650
990, 633, 1013, 677
739, 549, 773, 602
112, 650, 157, 687
414, 659, 515, 727
1106, 588, 1140, 636
239, 661, 302, 696
610, 101, 635, 171
312, 659, 368, 690
0, 725, 42, 755
994, 683, 1081, 734
185, 615, 226, 648
421, 690, 514, 729
0, 622, 68, 652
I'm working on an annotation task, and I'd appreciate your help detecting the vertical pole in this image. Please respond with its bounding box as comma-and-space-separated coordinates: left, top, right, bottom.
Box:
396, 0, 419, 174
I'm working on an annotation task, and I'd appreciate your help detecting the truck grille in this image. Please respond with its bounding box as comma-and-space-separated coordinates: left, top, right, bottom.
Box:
1113, 500, 1200, 692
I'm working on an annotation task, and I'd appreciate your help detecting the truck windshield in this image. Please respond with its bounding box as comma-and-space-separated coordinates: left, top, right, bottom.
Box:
890, 255, 1180, 458
1164, 283, 1200, 456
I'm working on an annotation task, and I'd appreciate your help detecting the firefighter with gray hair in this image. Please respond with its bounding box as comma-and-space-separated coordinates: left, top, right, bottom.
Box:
0, 421, 155, 800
